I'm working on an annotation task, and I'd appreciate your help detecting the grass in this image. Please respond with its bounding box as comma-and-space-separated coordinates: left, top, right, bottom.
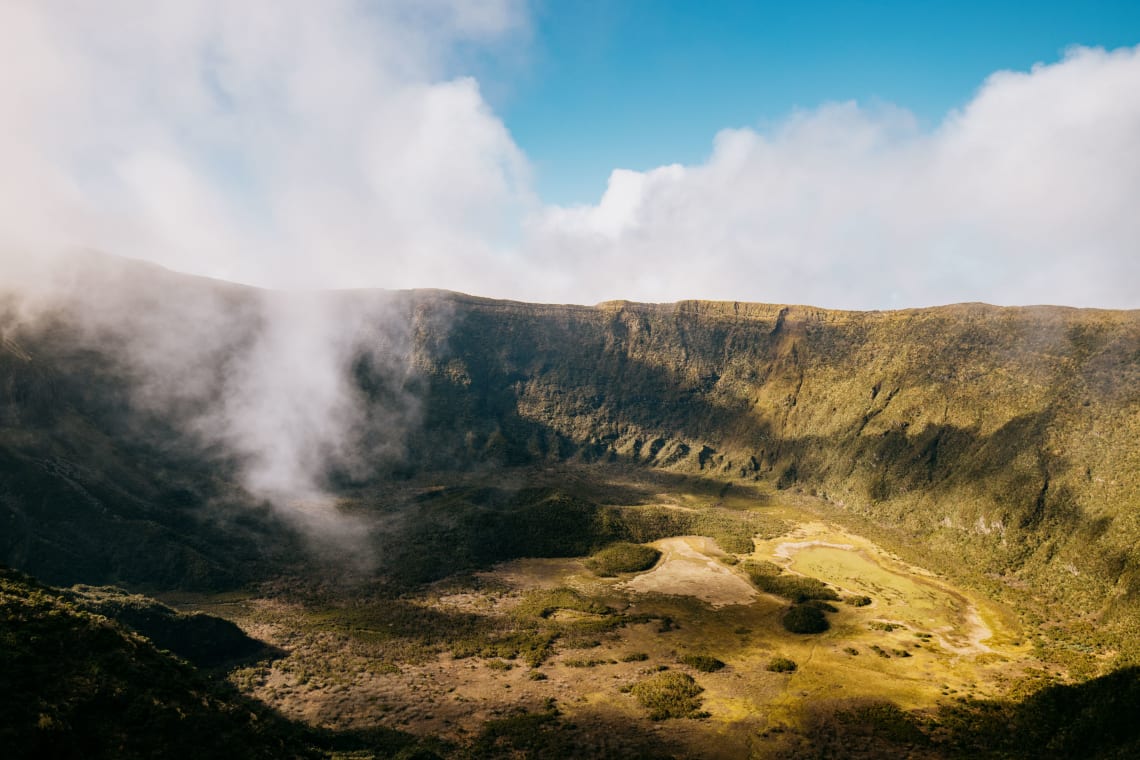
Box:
514, 588, 612, 619
680, 654, 725, 673
742, 561, 840, 603
584, 542, 661, 576
767, 656, 797, 673
782, 604, 830, 634
630, 671, 707, 720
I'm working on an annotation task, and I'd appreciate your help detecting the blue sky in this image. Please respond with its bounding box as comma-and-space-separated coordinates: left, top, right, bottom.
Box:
481, 0, 1140, 205
2, 1, 1138, 308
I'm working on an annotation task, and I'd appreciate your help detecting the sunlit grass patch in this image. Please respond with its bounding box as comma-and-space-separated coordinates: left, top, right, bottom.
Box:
630, 671, 707, 720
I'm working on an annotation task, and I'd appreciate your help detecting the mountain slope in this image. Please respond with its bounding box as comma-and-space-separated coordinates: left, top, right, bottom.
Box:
1, 259, 1138, 652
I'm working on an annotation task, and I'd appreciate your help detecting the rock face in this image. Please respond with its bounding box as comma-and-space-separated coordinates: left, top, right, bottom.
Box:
1, 258, 1138, 630
416, 293, 1139, 621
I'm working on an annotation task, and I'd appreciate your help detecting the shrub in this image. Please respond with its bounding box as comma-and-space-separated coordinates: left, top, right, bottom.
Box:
846, 595, 873, 607
621, 652, 649, 662
584, 542, 661, 576
743, 562, 839, 603
630, 672, 706, 720
767, 656, 797, 673
680, 654, 725, 673
782, 604, 830, 634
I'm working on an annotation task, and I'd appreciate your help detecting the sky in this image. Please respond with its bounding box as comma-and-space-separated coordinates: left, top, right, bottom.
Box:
1, 0, 1139, 309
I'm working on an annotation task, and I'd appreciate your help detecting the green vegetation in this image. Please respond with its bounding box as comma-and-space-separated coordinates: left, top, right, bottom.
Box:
584, 542, 660, 576
0, 568, 432, 759
782, 604, 830, 634
870, 621, 902, 632
630, 671, 707, 720
793, 668, 1140, 758
680, 654, 725, 672
564, 658, 611, 668
767, 656, 797, 673
743, 561, 840, 603
846, 595, 872, 607
63, 585, 267, 667
514, 587, 612, 619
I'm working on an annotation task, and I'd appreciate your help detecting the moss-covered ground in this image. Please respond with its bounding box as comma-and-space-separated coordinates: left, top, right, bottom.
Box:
149, 463, 1125, 758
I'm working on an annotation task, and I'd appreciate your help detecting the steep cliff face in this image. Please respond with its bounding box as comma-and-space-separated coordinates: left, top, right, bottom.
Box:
411, 294, 1140, 624
1, 262, 1138, 632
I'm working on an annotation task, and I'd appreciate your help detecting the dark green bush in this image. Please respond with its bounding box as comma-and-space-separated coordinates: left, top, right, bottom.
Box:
767, 656, 797, 673
782, 604, 830, 634
584, 542, 661, 576
846, 595, 872, 607
680, 654, 725, 673
630, 672, 706, 720
743, 562, 839, 603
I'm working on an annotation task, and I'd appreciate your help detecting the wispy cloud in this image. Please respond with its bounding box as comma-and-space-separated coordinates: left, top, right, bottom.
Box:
0, 0, 531, 290
0, 3, 1136, 311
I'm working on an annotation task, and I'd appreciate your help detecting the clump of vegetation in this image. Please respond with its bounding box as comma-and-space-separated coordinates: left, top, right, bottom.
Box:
528, 671, 548, 681
680, 654, 725, 673
584, 542, 661, 576
870, 645, 891, 658
844, 647, 860, 656
630, 672, 706, 720
743, 561, 839, 602
720, 555, 739, 566
621, 652, 649, 662
514, 588, 612, 619
617, 506, 783, 554
564, 658, 611, 668
870, 621, 901, 632
846, 595, 872, 607
806, 599, 839, 613
782, 604, 830, 634
486, 659, 513, 671
452, 629, 558, 667
767, 656, 797, 673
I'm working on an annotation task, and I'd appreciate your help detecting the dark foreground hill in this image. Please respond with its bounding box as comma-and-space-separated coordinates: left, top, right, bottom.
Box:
0, 255, 1137, 637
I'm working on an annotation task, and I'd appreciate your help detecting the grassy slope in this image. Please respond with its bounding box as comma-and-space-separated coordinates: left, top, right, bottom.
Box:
0, 567, 324, 759
0, 263, 1137, 653
416, 295, 1140, 657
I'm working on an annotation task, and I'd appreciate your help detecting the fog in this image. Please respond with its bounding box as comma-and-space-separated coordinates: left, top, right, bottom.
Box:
0, 253, 421, 561
1, 2, 1137, 555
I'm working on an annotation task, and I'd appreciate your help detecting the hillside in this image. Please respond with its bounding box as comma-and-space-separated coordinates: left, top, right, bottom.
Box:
0, 566, 316, 759
1, 258, 1138, 647
416, 294, 1140, 649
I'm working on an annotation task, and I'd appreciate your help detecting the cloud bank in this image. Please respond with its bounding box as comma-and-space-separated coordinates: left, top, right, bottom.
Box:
529, 45, 1140, 309
1, 3, 1137, 309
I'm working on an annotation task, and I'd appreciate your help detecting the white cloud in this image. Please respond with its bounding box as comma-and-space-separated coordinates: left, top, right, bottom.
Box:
0, 0, 531, 291
527, 46, 1140, 309
0, 4, 1136, 309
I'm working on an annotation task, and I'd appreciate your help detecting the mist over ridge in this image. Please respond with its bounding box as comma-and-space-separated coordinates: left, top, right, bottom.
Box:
2, 253, 1137, 642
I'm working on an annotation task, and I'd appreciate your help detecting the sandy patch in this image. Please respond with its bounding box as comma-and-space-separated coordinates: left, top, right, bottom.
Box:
773, 540, 854, 560
620, 536, 758, 608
